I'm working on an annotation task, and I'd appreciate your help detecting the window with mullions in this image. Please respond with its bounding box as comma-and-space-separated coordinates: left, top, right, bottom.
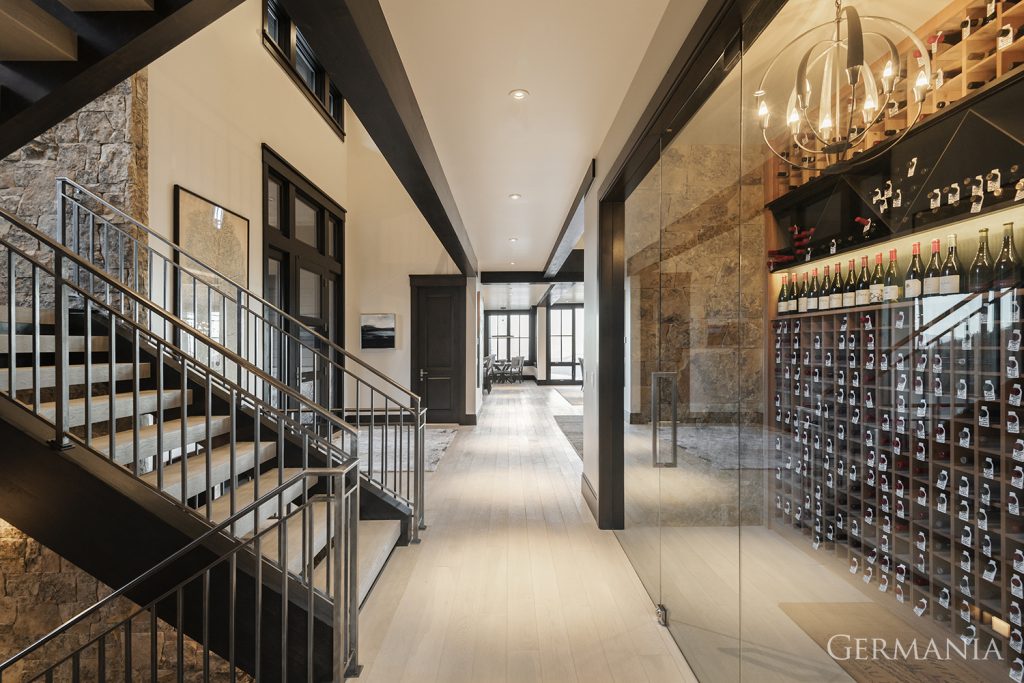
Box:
486, 312, 531, 362
548, 305, 583, 383
263, 0, 345, 137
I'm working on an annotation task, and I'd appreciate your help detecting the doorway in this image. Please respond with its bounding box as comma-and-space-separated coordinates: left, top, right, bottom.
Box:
410, 275, 466, 424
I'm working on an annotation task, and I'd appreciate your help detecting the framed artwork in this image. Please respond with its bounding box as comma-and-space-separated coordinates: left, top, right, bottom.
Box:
173, 185, 250, 289
361, 313, 396, 349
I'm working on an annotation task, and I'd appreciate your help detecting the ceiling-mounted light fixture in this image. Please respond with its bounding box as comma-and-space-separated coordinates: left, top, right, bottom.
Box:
509, 237, 519, 243
508, 193, 522, 200
509, 89, 530, 100
755, 0, 931, 170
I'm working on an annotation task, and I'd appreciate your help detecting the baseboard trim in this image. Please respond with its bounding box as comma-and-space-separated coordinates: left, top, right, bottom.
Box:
537, 379, 583, 386
461, 414, 477, 426
581, 473, 599, 524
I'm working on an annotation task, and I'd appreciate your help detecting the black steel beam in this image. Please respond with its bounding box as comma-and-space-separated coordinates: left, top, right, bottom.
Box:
542, 159, 595, 278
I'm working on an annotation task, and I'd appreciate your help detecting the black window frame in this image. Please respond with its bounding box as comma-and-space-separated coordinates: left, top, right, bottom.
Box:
484, 310, 535, 365
262, 0, 346, 140
547, 304, 583, 384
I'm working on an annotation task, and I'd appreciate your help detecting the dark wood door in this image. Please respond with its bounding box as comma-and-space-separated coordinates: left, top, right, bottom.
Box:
411, 277, 466, 424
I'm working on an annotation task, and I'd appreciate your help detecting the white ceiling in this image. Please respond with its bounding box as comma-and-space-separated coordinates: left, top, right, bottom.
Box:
482, 283, 551, 310
379, 0, 674, 271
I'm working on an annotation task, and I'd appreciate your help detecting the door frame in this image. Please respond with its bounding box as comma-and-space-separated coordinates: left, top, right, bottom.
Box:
409, 274, 468, 424
546, 303, 584, 385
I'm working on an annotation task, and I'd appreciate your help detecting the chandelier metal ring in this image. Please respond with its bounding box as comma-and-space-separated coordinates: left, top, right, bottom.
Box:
754, 2, 932, 172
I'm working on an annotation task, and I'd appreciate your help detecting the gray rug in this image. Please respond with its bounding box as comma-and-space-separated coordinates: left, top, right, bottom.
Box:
554, 415, 583, 460
556, 388, 584, 406
658, 424, 770, 470
355, 426, 458, 473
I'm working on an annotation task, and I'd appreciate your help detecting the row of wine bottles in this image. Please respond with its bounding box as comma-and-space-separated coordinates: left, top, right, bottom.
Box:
776, 222, 1021, 315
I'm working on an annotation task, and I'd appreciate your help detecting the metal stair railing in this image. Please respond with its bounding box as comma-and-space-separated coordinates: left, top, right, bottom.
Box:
57, 178, 427, 539
0, 469, 361, 682
0, 206, 358, 512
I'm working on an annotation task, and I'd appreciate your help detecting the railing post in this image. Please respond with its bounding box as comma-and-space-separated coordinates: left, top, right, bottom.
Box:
416, 400, 426, 535
51, 253, 71, 450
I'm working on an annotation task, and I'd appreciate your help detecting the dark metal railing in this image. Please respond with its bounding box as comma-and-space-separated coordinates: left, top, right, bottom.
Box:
0, 469, 361, 682
57, 179, 426, 538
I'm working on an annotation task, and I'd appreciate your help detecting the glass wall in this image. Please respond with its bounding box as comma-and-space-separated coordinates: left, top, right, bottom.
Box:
549, 305, 584, 382
615, 0, 1024, 680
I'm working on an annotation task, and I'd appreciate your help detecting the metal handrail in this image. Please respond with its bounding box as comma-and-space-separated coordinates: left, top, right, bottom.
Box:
59, 178, 426, 536
0, 468, 361, 681
0, 206, 357, 445
59, 178, 419, 404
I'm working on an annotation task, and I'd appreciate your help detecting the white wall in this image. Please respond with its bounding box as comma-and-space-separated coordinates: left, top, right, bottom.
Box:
147, 0, 347, 291
147, 0, 469, 417
582, 0, 709, 509
535, 306, 548, 381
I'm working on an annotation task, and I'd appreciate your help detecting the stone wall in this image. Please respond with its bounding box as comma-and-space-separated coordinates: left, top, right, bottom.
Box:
0, 520, 247, 681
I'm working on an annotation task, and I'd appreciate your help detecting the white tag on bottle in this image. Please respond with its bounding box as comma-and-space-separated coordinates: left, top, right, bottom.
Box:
930, 191, 941, 210
989, 169, 1002, 193
1016, 180, 1024, 202
1000, 25, 1015, 50
908, 157, 917, 177
971, 197, 984, 214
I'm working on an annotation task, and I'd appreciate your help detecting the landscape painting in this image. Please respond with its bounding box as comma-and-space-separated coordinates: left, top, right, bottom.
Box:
361, 313, 396, 349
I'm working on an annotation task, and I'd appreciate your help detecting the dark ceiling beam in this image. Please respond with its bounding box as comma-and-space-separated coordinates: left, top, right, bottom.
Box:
0, 0, 245, 159
481, 270, 582, 285
281, 0, 478, 276
542, 159, 595, 278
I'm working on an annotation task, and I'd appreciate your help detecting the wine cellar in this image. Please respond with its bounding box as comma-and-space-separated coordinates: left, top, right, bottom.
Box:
765, 1, 1024, 680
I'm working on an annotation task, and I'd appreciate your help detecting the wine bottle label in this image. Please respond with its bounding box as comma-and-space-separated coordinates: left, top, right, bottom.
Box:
788, 300, 798, 312
843, 292, 856, 307
830, 294, 842, 308
855, 290, 870, 306
777, 302, 786, 314
923, 277, 940, 295
869, 284, 884, 303
818, 296, 829, 310
905, 280, 922, 298
806, 297, 818, 311
939, 275, 960, 294
798, 298, 808, 313
883, 285, 900, 302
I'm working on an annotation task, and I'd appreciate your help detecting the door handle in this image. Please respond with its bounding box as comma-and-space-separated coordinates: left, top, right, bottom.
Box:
651, 372, 678, 468
419, 369, 428, 381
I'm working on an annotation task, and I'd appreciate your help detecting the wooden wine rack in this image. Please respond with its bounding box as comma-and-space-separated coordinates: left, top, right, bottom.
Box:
771, 289, 1024, 675
767, 0, 1024, 202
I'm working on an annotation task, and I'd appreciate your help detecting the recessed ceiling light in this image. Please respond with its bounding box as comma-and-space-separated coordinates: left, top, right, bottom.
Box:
509, 89, 529, 100
509, 237, 518, 243
510, 261, 516, 266
508, 193, 522, 201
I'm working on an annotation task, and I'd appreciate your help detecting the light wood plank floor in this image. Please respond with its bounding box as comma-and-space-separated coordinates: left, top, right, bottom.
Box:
357, 383, 696, 683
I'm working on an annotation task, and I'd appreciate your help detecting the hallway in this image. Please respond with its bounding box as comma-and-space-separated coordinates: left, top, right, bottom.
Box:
358, 384, 696, 683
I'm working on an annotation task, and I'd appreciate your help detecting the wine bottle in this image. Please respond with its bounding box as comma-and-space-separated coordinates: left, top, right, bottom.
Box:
819, 265, 832, 311
798, 273, 809, 313
856, 256, 871, 306
994, 222, 1022, 288
939, 234, 963, 295
777, 275, 789, 315
905, 242, 925, 299
883, 249, 901, 302
869, 253, 885, 303
830, 262, 844, 309
924, 239, 943, 296
843, 258, 858, 307
788, 273, 799, 313
807, 268, 820, 311
968, 228, 993, 292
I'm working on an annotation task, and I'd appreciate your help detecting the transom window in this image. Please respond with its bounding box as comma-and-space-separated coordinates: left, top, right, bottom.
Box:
263, 0, 345, 138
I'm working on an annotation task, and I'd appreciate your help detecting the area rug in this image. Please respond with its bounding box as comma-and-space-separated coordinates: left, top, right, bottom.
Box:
657, 424, 772, 470
779, 602, 987, 682
556, 388, 584, 407
354, 425, 458, 473
554, 415, 583, 460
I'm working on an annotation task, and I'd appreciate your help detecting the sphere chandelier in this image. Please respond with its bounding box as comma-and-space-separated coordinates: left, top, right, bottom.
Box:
754, 0, 932, 171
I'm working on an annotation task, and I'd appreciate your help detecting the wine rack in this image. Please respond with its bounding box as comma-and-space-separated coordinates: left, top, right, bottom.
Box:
767, 0, 1024, 201
771, 290, 1024, 676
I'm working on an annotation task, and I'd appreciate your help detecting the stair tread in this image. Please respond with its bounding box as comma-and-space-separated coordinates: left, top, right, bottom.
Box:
100, 414, 232, 464
258, 502, 331, 576
34, 389, 190, 427
313, 519, 401, 604
201, 467, 303, 537
140, 440, 276, 500
0, 334, 110, 353
0, 362, 149, 391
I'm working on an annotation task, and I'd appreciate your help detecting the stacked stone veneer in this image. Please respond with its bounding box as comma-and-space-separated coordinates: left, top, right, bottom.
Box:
0, 520, 249, 681
0, 72, 149, 309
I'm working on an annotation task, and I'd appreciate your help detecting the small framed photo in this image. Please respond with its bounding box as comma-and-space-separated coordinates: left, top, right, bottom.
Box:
361, 313, 396, 349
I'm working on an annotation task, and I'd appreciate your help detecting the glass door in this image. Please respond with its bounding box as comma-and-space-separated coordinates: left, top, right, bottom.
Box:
617, 42, 745, 683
